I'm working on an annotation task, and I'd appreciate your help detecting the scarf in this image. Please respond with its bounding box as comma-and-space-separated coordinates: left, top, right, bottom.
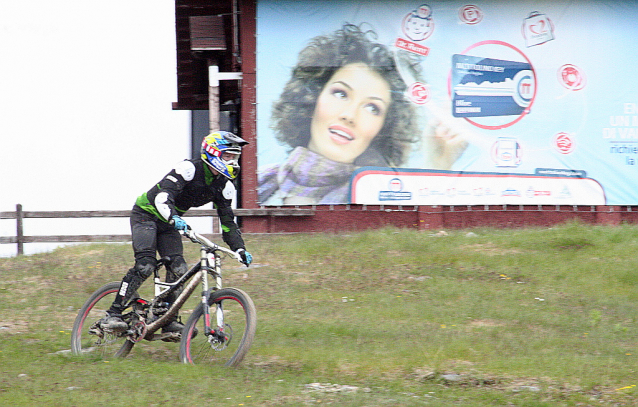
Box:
258, 147, 356, 204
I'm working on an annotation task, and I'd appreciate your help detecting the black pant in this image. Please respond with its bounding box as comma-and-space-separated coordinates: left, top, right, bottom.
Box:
108, 206, 186, 315
130, 206, 183, 261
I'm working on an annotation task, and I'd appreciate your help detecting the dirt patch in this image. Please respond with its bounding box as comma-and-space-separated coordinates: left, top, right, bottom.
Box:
250, 355, 304, 373
468, 319, 506, 328
462, 243, 524, 256
0, 320, 29, 334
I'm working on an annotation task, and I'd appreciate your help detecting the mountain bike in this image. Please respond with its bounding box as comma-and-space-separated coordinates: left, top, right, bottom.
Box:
70, 227, 256, 367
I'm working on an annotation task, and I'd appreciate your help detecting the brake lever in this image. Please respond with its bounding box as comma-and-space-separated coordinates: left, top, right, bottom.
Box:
179, 228, 198, 243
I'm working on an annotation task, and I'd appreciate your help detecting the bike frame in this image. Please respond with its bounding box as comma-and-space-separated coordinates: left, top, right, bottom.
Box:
139, 229, 237, 341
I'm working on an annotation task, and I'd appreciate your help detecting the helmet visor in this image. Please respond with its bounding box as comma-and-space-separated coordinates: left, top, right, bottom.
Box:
221, 151, 241, 164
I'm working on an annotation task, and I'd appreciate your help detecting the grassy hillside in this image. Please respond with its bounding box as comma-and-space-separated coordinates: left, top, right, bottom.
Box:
0, 221, 637, 406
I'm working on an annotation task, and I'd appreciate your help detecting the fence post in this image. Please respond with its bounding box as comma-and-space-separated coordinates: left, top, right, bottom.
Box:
16, 204, 24, 255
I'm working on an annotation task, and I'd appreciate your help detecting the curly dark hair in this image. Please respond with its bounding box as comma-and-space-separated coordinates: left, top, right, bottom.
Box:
270, 24, 419, 167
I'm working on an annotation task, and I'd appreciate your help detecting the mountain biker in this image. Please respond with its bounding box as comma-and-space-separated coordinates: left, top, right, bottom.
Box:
100, 131, 253, 336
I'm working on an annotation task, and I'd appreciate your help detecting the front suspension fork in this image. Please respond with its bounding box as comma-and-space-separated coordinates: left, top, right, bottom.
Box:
201, 251, 224, 338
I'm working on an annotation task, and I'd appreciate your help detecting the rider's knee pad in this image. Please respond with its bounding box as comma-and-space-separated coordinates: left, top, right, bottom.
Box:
133, 257, 157, 280
167, 255, 187, 277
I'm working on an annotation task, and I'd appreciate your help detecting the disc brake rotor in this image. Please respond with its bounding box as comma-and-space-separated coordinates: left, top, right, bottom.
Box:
208, 324, 233, 351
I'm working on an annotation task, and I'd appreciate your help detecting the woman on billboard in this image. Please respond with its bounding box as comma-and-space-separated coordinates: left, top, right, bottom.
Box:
258, 24, 419, 205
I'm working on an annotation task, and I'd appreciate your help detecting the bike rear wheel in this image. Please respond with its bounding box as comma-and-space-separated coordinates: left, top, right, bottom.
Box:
179, 287, 256, 367
71, 281, 135, 358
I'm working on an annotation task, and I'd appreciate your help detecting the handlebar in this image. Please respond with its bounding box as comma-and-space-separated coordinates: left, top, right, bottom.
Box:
179, 228, 243, 263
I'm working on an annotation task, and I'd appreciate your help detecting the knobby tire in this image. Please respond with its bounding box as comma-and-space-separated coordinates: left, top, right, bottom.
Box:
71, 281, 135, 358
179, 287, 256, 367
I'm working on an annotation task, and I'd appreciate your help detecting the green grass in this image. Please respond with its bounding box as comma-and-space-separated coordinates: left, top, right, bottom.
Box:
1, 221, 637, 406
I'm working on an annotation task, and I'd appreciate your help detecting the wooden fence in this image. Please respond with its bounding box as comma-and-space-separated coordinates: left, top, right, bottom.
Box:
0, 204, 314, 255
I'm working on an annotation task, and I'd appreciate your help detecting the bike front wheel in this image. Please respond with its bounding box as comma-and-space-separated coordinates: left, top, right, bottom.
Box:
71, 281, 135, 358
179, 287, 256, 367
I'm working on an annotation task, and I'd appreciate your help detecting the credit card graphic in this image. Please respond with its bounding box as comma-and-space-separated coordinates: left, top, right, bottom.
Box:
452, 54, 535, 118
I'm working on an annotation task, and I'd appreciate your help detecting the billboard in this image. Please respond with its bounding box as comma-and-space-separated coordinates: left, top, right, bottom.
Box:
256, 0, 638, 206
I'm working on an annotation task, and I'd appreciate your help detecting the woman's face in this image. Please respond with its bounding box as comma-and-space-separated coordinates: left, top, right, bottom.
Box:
308, 62, 390, 164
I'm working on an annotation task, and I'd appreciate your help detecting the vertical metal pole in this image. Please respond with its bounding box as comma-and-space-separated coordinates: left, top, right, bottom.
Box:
16, 204, 24, 256
209, 64, 220, 132
209, 63, 221, 233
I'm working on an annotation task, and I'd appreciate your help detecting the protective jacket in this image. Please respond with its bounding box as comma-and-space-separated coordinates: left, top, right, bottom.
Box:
134, 158, 245, 251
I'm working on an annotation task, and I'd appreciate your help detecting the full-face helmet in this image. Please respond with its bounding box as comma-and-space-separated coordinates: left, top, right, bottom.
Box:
200, 131, 248, 180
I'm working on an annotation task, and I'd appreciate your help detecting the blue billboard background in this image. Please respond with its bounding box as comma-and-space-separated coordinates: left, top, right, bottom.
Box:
256, 0, 638, 205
